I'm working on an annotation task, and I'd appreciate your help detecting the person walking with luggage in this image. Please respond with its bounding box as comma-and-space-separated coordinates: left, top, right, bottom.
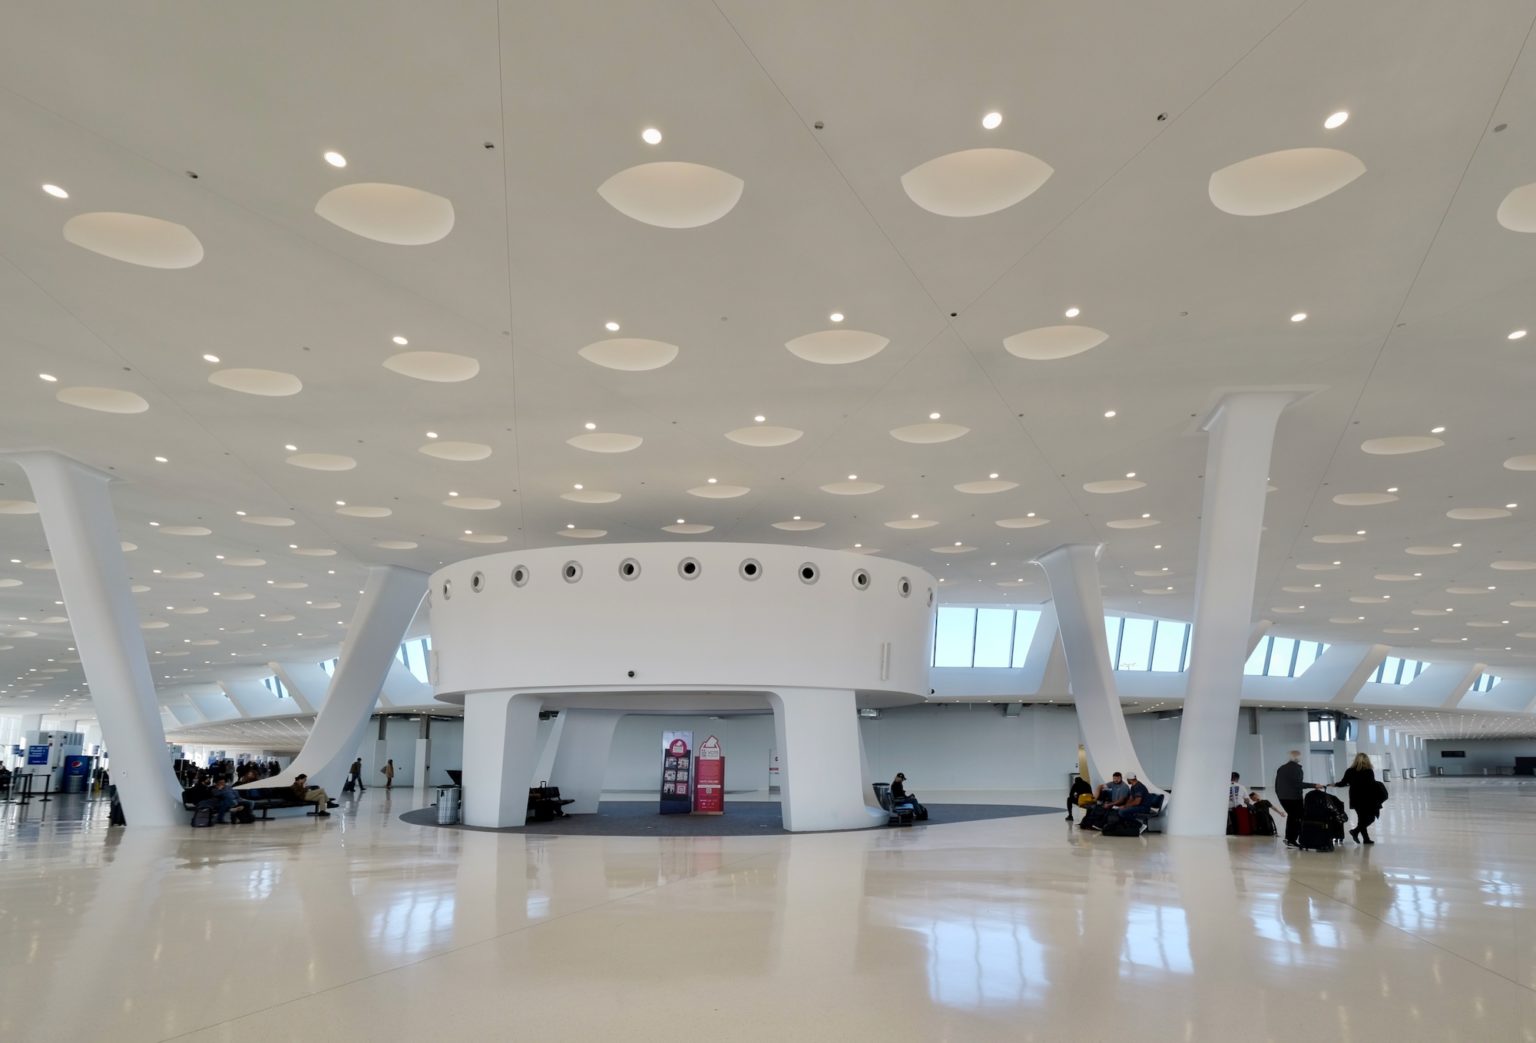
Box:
380, 759, 396, 791
1333, 753, 1385, 844
349, 758, 366, 794
1274, 751, 1323, 848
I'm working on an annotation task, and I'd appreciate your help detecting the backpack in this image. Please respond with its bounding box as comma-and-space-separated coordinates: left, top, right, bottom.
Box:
190, 806, 216, 828
232, 804, 256, 825
1101, 815, 1144, 837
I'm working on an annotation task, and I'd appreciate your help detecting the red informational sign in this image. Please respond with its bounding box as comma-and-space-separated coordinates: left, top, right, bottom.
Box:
693, 735, 725, 815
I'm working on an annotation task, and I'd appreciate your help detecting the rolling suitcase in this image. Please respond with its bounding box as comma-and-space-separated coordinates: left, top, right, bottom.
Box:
1299, 790, 1338, 851
1227, 806, 1253, 836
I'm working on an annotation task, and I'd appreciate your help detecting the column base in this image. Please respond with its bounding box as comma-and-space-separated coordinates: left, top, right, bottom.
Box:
462, 691, 543, 828
769, 688, 885, 832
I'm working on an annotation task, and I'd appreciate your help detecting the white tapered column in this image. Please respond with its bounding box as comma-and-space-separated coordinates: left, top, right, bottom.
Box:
6, 452, 181, 826
462, 690, 543, 827
768, 688, 883, 832
1170, 391, 1299, 836
242, 565, 425, 795
1034, 544, 1159, 791
545, 710, 621, 814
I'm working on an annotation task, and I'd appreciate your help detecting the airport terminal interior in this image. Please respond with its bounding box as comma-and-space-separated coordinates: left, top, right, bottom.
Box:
4, 2, 1536, 1040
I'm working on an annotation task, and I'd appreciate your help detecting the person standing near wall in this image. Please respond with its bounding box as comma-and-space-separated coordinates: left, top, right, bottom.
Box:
349, 757, 366, 793
380, 759, 396, 791
1274, 750, 1319, 849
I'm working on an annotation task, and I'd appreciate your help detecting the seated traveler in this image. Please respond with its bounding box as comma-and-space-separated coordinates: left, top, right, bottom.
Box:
290, 774, 334, 817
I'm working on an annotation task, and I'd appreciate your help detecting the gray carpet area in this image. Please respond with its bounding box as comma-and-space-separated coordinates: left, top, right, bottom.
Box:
401, 800, 1059, 836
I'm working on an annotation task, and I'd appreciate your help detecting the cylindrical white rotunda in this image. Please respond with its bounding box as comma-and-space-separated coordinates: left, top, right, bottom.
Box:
428, 543, 936, 830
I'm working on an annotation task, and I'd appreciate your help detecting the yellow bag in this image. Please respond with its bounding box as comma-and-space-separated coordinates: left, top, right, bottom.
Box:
1077, 793, 1095, 808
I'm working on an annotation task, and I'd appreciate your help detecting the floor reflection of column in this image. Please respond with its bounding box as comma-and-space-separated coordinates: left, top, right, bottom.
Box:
768, 688, 881, 832
547, 710, 622, 814
463, 690, 543, 828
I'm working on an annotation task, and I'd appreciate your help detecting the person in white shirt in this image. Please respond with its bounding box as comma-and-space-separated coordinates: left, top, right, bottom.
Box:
1228, 772, 1244, 809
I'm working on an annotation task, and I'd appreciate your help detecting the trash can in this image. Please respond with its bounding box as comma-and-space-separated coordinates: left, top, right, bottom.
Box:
436, 785, 460, 825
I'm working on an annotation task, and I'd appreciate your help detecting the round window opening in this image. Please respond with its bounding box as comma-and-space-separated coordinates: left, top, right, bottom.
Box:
799, 562, 819, 585
441, 579, 453, 600
511, 565, 529, 587
852, 568, 871, 591
739, 558, 762, 581
679, 557, 702, 580
898, 577, 912, 598
562, 561, 583, 583
470, 571, 486, 593
619, 558, 641, 581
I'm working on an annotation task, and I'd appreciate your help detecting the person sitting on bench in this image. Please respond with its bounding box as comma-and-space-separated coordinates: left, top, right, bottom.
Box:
1115, 774, 1149, 818
197, 779, 254, 824
290, 774, 334, 817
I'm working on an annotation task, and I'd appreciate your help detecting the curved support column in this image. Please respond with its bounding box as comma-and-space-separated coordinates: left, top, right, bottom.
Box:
1033, 544, 1159, 792
768, 688, 883, 832
6, 451, 181, 826
1169, 391, 1300, 836
546, 710, 622, 814
241, 565, 426, 795
463, 690, 544, 827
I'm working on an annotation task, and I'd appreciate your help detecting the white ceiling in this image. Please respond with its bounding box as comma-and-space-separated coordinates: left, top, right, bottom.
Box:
5, 1, 1536, 724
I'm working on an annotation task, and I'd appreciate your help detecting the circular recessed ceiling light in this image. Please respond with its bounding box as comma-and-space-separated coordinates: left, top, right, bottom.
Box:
584, 422, 597, 430
1104, 410, 1117, 418
323, 151, 347, 168
391, 335, 408, 346
1064, 307, 1080, 318
1324, 111, 1350, 130
1291, 312, 1307, 323
829, 312, 844, 323
1431, 426, 1446, 433
153, 456, 167, 463
42, 184, 69, 199
38, 373, 57, 382
928, 412, 941, 420
605, 321, 621, 332
1510, 330, 1528, 340
641, 128, 663, 145
753, 415, 766, 423
981, 111, 1003, 130
201, 353, 220, 363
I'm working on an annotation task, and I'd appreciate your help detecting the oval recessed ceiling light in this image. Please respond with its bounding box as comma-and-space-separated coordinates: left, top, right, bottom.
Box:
65, 212, 205, 269
828, 312, 845, 323
981, 111, 1003, 130
323, 151, 347, 168
1064, 307, 1080, 318
42, 183, 69, 199
1003, 324, 1109, 361
598, 161, 744, 228
1290, 312, 1307, 323
1103, 410, 1117, 418
786, 329, 888, 364
1207, 147, 1365, 216
1509, 330, 1527, 340
901, 147, 1054, 217
605, 321, 621, 332
641, 128, 663, 145
391, 335, 409, 346
38, 373, 57, 382
1324, 111, 1350, 130
316, 182, 455, 244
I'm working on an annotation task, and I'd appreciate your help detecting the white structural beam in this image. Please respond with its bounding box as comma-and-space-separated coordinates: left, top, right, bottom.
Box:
1324, 644, 1392, 705
463, 690, 544, 828
5, 450, 182, 826
1034, 544, 1160, 791
220, 679, 289, 718
1440, 664, 1484, 710
768, 688, 882, 832
545, 709, 623, 814
1247, 620, 1273, 657
272, 661, 332, 714
1169, 391, 1301, 836
240, 565, 426, 795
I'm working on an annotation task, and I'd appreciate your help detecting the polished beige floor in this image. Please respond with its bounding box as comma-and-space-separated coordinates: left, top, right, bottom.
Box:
2, 780, 1534, 1043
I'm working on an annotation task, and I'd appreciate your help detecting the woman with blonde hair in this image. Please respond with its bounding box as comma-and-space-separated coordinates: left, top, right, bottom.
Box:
1333, 752, 1385, 845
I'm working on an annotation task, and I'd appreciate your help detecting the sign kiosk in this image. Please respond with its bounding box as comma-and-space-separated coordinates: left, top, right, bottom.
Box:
693, 735, 724, 815
659, 731, 693, 814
